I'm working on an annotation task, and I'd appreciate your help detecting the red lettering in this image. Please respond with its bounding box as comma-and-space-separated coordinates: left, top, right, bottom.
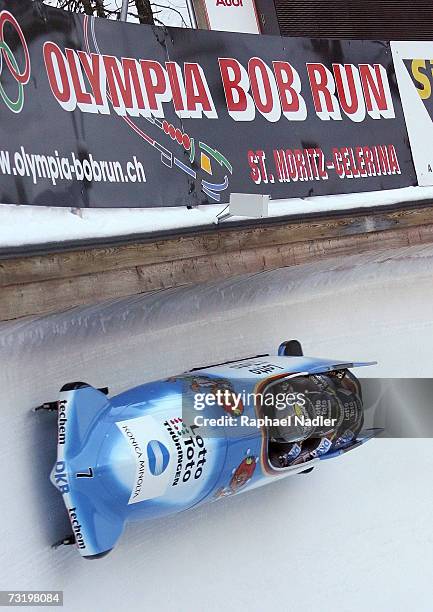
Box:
348, 148, 360, 177
355, 147, 367, 177
184, 63, 213, 115
248, 150, 261, 184
333, 64, 359, 116
43, 42, 71, 105
166, 61, 185, 112
286, 150, 298, 181
294, 149, 308, 181
77, 51, 105, 107
140, 60, 168, 112
359, 65, 388, 113
333, 148, 345, 178
273, 61, 300, 113
65, 49, 92, 106
363, 146, 376, 176
316, 149, 328, 179
307, 63, 335, 114
274, 149, 289, 182
388, 145, 401, 175
248, 58, 273, 114
104, 56, 143, 112
219, 58, 248, 113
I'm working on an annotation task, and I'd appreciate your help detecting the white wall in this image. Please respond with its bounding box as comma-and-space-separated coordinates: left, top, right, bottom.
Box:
1, 242, 433, 611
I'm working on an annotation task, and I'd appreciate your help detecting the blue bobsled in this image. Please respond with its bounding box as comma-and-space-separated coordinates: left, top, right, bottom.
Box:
43, 340, 380, 558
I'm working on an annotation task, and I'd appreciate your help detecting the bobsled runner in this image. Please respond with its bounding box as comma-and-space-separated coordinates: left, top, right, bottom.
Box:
38, 339, 382, 559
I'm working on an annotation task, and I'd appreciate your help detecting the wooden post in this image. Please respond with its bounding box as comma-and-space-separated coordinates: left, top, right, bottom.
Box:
191, 0, 210, 29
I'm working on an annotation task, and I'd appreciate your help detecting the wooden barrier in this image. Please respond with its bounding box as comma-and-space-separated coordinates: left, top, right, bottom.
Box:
2, 204, 433, 321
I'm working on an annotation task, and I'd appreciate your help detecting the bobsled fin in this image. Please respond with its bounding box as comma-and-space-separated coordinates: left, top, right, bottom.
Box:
59, 383, 110, 449
307, 360, 377, 374
84, 550, 112, 560
357, 427, 384, 441
81, 507, 124, 560
66, 490, 125, 559
348, 361, 378, 369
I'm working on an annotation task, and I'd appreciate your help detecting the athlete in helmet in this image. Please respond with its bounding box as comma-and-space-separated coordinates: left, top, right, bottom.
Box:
268, 370, 364, 468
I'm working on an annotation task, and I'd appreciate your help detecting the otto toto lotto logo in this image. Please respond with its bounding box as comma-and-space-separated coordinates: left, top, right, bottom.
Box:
0, 11, 31, 113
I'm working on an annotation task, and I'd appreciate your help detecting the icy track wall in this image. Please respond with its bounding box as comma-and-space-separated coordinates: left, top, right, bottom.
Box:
1, 244, 433, 612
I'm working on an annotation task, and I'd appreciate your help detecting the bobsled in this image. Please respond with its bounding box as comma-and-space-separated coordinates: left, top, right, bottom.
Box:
39, 340, 381, 559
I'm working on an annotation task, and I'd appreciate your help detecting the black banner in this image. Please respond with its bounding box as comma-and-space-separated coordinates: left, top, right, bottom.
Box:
0, 0, 416, 208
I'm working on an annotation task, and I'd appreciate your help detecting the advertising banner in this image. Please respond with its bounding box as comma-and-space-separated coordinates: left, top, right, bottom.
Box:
392, 41, 433, 186
200, 0, 261, 34
0, 0, 415, 208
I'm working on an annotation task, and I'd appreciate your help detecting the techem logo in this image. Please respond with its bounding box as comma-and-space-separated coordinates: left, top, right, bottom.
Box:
0, 11, 31, 113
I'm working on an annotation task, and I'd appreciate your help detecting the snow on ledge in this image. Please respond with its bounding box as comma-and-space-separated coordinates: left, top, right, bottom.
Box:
1, 185, 433, 249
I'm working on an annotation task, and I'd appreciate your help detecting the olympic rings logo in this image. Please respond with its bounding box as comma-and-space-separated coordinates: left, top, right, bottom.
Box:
0, 11, 31, 113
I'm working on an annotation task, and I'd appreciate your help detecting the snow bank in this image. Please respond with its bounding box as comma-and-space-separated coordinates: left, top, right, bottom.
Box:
1, 185, 433, 248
